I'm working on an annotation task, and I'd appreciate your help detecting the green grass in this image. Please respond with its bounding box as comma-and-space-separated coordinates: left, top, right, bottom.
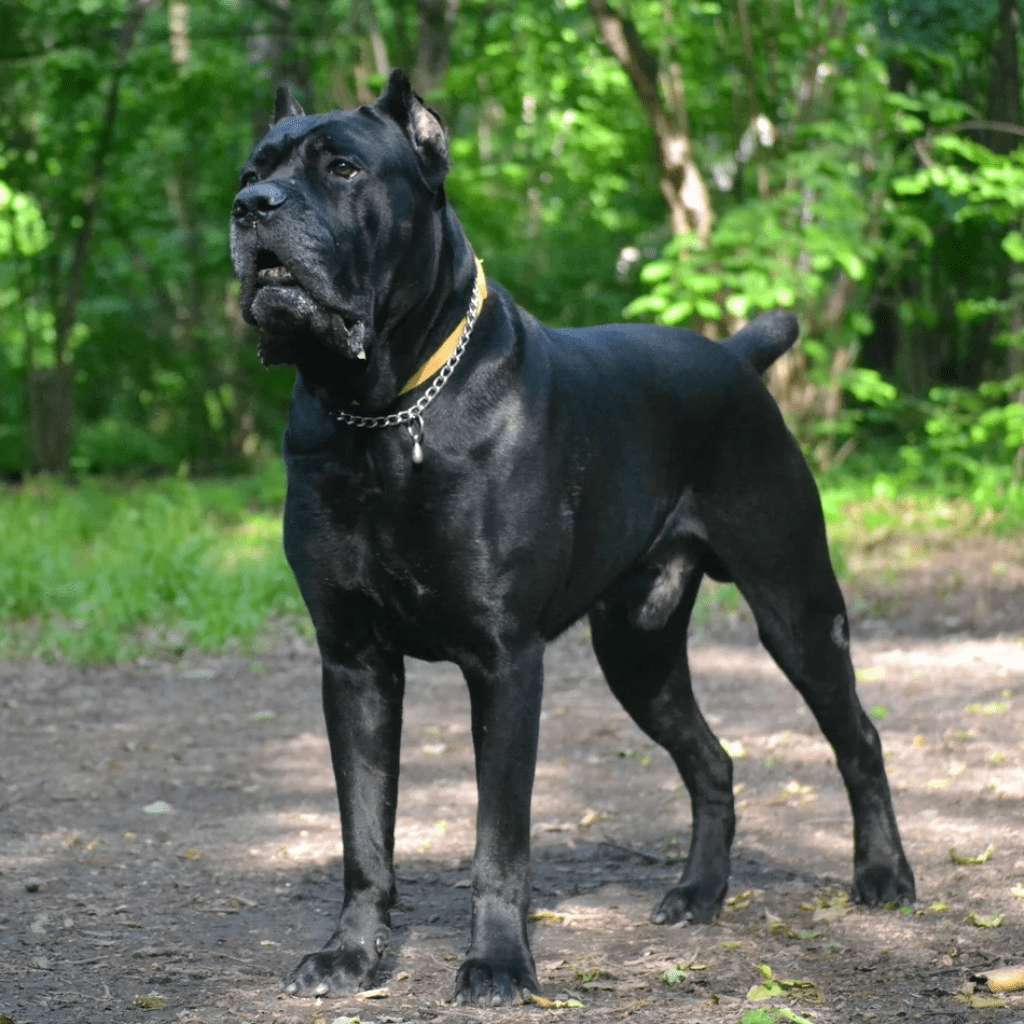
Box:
1, 461, 1019, 664
684, 469, 1024, 633
818, 466, 1024, 537
0, 461, 309, 664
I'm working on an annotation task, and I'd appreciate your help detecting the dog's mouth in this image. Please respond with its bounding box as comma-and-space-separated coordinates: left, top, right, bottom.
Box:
255, 248, 299, 289
244, 246, 370, 367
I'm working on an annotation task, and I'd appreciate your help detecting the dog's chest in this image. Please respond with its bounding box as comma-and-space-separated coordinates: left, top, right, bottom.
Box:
284, 451, 479, 637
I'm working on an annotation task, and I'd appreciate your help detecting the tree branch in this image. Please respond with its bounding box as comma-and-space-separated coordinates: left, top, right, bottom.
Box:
589, 0, 712, 241
946, 119, 1024, 140
54, 0, 156, 365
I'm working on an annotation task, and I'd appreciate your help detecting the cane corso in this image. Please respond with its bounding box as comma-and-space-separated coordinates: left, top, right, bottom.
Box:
230, 70, 915, 1006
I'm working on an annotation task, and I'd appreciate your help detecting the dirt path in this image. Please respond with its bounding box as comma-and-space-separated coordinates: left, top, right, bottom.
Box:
2, 541, 1023, 1023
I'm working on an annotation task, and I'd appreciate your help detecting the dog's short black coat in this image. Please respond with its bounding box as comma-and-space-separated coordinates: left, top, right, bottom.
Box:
230, 70, 915, 1007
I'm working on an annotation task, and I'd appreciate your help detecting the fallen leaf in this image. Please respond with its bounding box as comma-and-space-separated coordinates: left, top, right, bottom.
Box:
529, 909, 564, 924
974, 965, 1024, 992
726, 888, 763, 909
527, 994, 584, 1009
965, 910, 1004, 929
747, 966, 823, 1004
738, 1011, 774, 1024
738, 1010, 815, 1024
133, 992, 167, 1009
950, 844, 994, 865
857, 666, 885, 682
968, 994, 1007, 1009
747, 981, 785, 1001
981, 702, 1010, 715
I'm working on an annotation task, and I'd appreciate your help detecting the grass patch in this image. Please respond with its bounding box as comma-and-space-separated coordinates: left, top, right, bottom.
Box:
688, 474, 1017, 632
0, 461, 309, 664
1, 462, 1018, 664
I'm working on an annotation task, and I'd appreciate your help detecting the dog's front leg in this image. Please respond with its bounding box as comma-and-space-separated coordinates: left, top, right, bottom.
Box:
455, 639, 544, 1006
283, 647, 404, 997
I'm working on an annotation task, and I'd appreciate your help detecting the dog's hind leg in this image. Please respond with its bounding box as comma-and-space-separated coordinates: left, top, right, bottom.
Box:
590, 563, 737, 925
705, 443, 916, 907
731, 562, 915, 906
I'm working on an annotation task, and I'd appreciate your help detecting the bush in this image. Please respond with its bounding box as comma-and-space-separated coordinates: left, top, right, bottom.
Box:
70, 418, 178, 475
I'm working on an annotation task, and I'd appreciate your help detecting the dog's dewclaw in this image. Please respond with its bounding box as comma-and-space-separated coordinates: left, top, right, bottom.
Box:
977, 966, 1024, 993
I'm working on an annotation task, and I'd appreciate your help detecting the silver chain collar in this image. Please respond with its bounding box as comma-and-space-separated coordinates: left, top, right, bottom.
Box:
330, 273, 483, 464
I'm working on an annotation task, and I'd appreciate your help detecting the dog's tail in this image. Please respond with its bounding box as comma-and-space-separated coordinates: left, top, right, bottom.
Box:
721, 311, 799, 375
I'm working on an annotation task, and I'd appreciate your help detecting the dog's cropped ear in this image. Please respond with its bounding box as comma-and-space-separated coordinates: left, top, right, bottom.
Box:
272, 87, 306, 126
374, 69, 450, 191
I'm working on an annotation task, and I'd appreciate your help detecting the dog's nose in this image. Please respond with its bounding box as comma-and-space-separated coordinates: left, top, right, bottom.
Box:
233, 182, 287, 223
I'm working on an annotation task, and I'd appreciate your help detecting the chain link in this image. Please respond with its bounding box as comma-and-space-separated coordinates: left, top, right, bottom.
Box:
331, 274, 482, 430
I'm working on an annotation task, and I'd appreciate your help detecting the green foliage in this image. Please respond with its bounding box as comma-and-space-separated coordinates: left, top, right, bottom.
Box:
444, 2, 661, 326
738, 1008, 815, 1024
626, 9, 905, 330
71, 418, 178, 475
0, 0, 1020, 503
660, 964, 687, 986
0, 461, 304, 663
615, 1, 1024, 487
0, 464, 1016, 664
915, 376, 1024, 479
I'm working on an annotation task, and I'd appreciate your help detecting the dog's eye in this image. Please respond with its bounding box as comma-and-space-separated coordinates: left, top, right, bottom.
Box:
328, 159, 358, 180
239, 170, 258, 189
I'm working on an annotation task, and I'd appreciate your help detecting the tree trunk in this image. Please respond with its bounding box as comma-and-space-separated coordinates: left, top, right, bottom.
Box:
986, 0, 1023, 156
28, 371, 75, 476
413, 0, 458, 95
985, 0, 1024, 468
29, 0, 154, 474
589, 0, 713, 243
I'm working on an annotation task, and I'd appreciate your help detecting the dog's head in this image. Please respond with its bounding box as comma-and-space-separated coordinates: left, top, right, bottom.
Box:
230, 70, 454, 407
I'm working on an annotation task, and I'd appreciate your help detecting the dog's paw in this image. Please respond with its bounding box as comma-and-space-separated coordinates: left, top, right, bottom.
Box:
650, 879, 727, 926
453, 956, 540, 1007
851, 860, 916, 907
282, 932, 387, 998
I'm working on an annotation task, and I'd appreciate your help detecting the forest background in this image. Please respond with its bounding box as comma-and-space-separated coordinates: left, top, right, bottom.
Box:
3, 0, 1024, 488
2, 0, 1024, 661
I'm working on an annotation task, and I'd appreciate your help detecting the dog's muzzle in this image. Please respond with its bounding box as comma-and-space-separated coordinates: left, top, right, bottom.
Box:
232, 182, 287, 226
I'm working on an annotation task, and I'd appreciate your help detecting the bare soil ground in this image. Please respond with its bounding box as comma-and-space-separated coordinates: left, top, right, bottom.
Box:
2, 535, 1023, 1024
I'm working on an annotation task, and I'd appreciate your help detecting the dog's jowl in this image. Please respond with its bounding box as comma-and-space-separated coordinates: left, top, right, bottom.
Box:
231, 70, 915, 1006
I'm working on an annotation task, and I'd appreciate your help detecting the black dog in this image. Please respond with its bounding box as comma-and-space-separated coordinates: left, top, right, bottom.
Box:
230, 70, 915, 1006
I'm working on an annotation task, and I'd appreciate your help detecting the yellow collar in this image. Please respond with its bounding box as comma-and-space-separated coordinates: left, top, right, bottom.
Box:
398, 257, 487, 395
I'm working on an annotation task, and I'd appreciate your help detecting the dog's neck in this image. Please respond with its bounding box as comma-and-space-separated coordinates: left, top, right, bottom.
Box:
296, 206, 481, 418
